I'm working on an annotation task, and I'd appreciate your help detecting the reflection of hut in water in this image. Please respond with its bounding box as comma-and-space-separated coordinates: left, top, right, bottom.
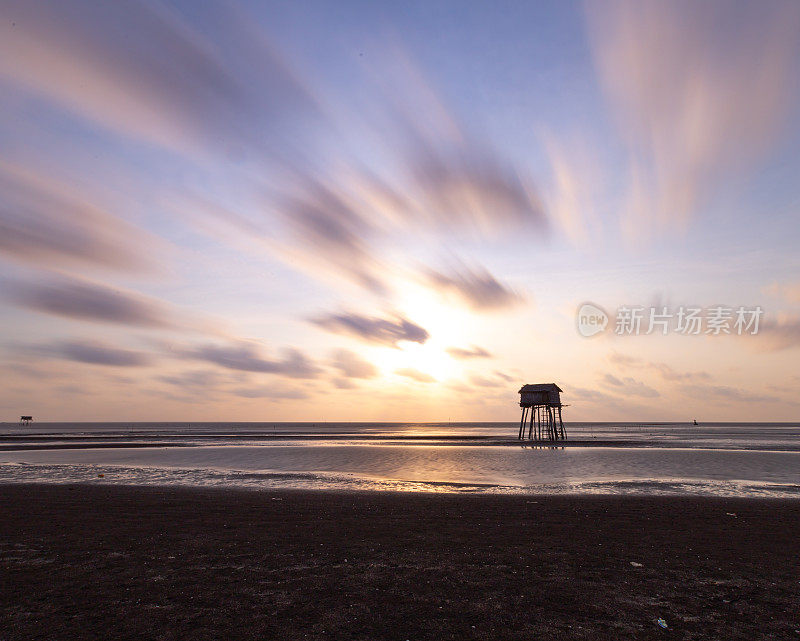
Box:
20, 415, 32, 426
518, 384, 566, 441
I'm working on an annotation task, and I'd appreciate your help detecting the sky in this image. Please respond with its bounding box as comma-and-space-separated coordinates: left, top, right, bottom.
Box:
1, 0, 800, 422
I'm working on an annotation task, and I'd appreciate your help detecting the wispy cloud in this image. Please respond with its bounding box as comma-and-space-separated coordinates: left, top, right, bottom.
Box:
332, 378, 358, 390
157, 370, 228, 392
25, 339, 153, 367
231, 386, 310, 400
266, 61, 547, 295
601, 373, 659, 398
541, 134, 603, 246
0, 162, 153, 271
330, 349, 378, 379
678, 383, 780, 404
571, 386, 619, 404
277, 177, 390, 295
587, 0, 800, 238
647, 362, 711, 382
0, 0, 315, 154
425, 264, 523, 311
395, 367, 435, 383
469, 374, 503, 388
608, 352, 710, 381
178, 342, 321, 378
753, 315, 800, 351
1, 0, 548, 308
155, 368, 310, 401
312, 312, 428, 347
446, 345, 492, 359
3, 275, 175, 328
764, 282, 800, 305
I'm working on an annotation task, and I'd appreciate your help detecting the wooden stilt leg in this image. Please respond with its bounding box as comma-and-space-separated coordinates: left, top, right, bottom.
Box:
528, 405, 534, 439
539, 406, 543, 441
540, 406, 544, 441
538, 406, 543, 441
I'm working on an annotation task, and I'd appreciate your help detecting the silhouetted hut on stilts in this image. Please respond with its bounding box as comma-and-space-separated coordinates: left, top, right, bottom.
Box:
20, 415, 32, 426
518, 384, 566, 441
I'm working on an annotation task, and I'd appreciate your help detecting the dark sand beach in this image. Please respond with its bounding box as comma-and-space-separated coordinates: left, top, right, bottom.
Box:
1, 484, 798, 640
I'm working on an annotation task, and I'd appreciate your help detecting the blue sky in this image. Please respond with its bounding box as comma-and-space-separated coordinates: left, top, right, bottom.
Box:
1, 0, 799, 421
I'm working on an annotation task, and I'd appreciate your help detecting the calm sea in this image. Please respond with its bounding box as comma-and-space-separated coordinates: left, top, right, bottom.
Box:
1, 422, 799, 498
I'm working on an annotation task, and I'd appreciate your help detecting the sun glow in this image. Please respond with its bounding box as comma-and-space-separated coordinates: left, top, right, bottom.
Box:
376, 341, 457, 381
371, 282, 477, 382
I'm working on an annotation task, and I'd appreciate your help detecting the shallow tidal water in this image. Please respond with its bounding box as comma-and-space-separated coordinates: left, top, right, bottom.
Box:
1, 422, 798, 497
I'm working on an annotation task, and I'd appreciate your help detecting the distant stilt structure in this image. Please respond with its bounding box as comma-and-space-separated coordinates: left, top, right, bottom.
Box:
517, 384, 566, 441
20, 415, 32, 426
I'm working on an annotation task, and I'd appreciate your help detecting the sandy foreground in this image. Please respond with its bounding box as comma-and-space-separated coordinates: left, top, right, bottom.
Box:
0, 484, 798, 640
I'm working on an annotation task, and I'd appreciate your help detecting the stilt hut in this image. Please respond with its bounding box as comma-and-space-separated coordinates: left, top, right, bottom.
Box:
20, 415, 32, 426
518, 384, 566, 441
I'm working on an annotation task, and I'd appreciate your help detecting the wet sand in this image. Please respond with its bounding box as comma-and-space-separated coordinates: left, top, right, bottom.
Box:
1, 484, 798, 640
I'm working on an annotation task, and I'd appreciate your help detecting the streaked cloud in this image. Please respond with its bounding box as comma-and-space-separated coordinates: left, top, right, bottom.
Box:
332, 378, 358, 390
571, 387, 618, 404
0, 0, 315, 154
348, 49, 547, 236
647, 362, 711, 382
231, 386, 309, 400
277, 177, 389, 295
156, 368, 310, 401
446, 345, 492, 359
27, 340, 153, 367
260, 49, 547, 295
753, 315, 800, 351
3, 275, 174, 328
330, 349, 378, 379
1, 0, 547, 306
425, 264, 523, 311
395, 367, 435, 383
406, 144, 545, 235
764, 282, 800, 305
587, 0, 800, 238
469, 374, 503, 388
0, 162, 152, 271
678, 383, 780, 404
600, 374, 659, 398
179, 342, 321, 378
608, 353, 710, 381
541, 134, 603, 247
312, 312, 428, 347
157, 370, 228, 392
607, 352, 640, 367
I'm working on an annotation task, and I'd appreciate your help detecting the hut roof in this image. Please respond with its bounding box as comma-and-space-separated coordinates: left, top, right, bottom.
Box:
518, 383, 562, 393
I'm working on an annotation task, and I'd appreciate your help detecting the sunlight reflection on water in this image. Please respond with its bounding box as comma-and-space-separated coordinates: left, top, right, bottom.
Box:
1, 435, 799, 498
